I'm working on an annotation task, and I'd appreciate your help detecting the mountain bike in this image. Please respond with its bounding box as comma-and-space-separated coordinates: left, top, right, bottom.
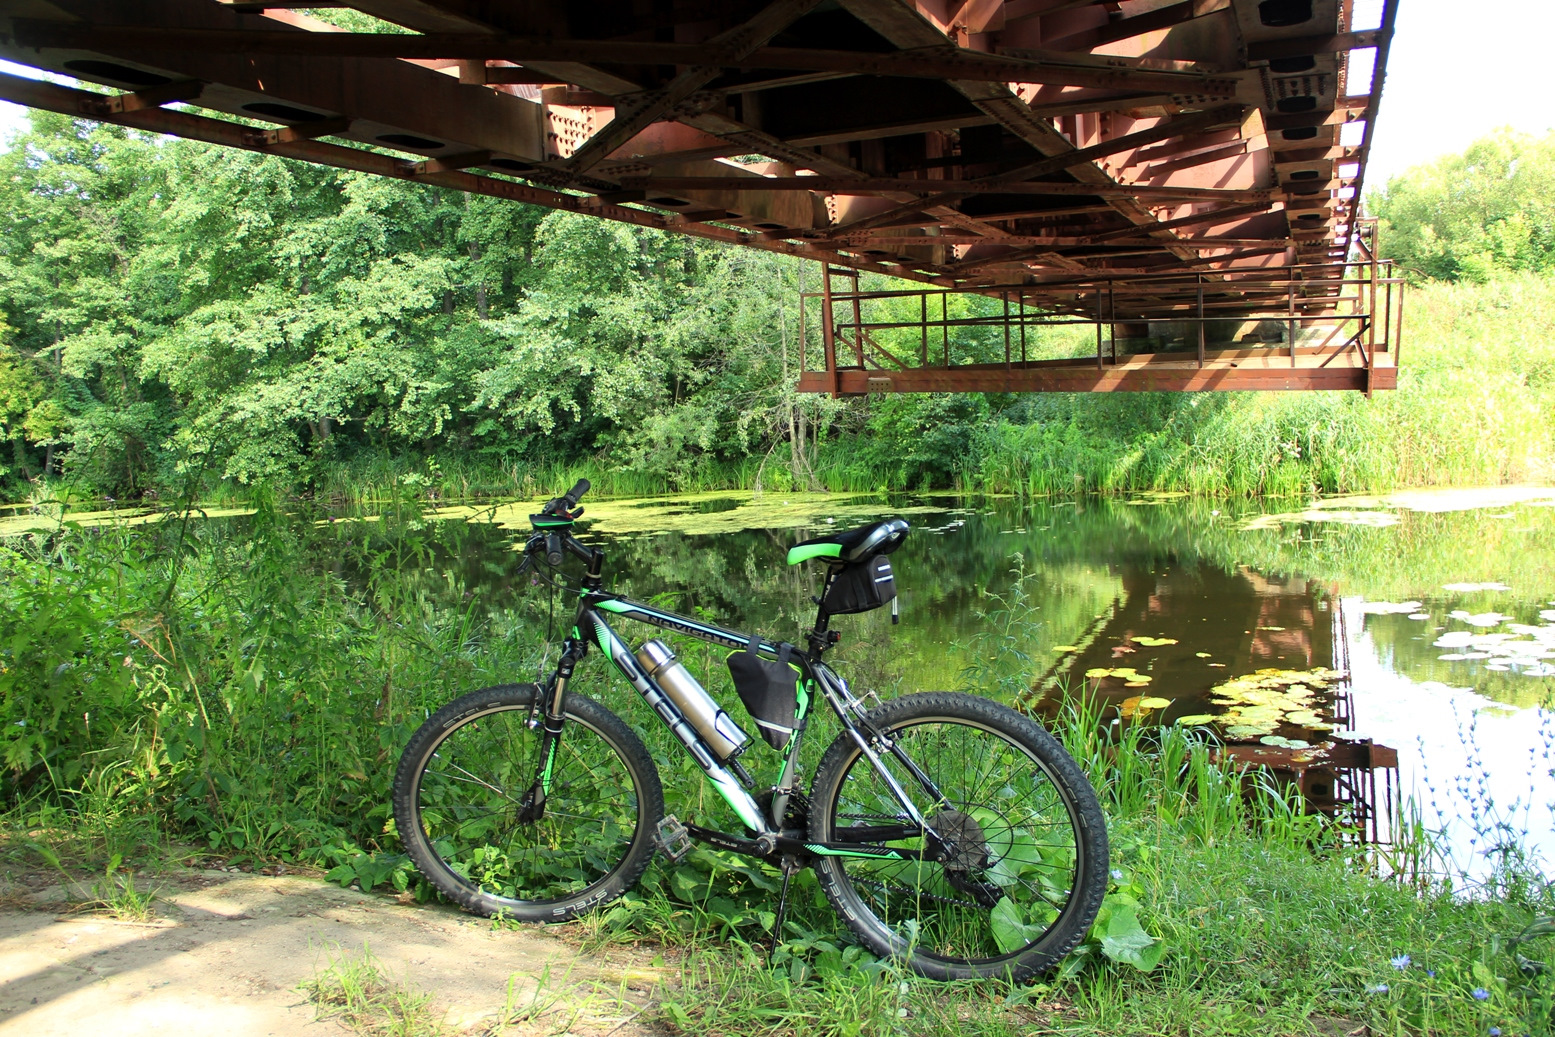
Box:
392, 480, 1108, 981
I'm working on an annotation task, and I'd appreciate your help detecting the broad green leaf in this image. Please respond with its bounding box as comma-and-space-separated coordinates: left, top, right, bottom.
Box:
1100, 904, 1165, 972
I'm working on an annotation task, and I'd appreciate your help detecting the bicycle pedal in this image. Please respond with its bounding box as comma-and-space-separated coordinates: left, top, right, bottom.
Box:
655, 815, 693, 863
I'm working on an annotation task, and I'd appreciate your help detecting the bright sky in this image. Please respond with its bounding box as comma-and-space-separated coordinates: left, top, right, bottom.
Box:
1366, 0, 1555, 189
0, 0, 1550, 195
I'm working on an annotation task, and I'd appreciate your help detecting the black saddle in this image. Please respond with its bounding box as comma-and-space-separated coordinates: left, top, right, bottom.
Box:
786, 519, 909, 566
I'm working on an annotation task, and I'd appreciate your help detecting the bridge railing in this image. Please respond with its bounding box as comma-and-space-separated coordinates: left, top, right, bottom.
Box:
796, 253, 1405, 396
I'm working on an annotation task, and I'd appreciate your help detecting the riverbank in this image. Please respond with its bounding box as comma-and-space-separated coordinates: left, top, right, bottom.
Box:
0, 862, 663, 1036
0, 817, 1540, 1037
4, 493, 1554, 1034
8, 274, 1555, 506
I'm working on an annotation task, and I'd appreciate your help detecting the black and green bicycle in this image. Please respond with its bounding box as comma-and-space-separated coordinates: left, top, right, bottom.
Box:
392, 480, 1108, 981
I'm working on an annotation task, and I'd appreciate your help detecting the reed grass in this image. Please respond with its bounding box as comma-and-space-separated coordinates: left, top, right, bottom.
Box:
4, 499, 1553, 1036
961, 274, 1555, 497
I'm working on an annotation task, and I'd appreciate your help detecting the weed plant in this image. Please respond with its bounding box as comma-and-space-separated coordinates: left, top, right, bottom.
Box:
303, 944, 442, 1037
4, 510, 1555, 1035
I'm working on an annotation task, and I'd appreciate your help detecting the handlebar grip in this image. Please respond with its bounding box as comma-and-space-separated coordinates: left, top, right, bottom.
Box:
545, 532, 564, 567
563, 478, 590, 507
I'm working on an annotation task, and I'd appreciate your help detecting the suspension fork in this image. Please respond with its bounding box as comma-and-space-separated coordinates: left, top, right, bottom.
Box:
518, 636, 587, 823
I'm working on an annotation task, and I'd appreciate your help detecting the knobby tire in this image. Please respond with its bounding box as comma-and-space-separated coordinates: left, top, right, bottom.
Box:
808, 692, 1108, 981
392, 684, 663, 922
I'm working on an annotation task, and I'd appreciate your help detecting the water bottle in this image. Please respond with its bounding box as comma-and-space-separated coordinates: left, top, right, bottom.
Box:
635, 639, 751, 762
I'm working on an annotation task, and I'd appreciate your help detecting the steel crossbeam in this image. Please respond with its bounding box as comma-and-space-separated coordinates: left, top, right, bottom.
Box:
0, 0, 1400, 393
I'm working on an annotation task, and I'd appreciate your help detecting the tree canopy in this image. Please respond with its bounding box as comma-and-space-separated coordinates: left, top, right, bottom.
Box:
1374, 128, 1555, 282
0, 112, 935, 494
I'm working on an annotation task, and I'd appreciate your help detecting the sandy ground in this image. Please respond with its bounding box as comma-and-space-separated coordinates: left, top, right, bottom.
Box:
0, 868, 667, 1036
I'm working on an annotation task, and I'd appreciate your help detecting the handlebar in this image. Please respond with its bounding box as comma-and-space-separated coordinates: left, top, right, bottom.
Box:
527, 480, 601, 575
541, 478, 591, 518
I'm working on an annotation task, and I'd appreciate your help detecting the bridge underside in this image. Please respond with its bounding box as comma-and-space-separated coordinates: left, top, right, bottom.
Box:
0, 0, 1399, 393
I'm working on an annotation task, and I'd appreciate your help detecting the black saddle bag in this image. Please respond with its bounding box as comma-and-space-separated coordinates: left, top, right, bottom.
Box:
727, 636, 802, 751
822, 554, 897, 615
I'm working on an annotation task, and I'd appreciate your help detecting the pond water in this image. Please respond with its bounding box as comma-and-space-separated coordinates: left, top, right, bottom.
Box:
13, 486, 1555, 873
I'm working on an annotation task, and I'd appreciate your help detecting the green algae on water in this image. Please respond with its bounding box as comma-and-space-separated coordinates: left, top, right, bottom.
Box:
0, 506, 257, 537
440, 491, 943, 539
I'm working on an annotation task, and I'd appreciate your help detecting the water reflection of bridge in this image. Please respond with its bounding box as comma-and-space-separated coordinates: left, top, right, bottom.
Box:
0, 0, 1400, 395
1026, 557, 1400, 843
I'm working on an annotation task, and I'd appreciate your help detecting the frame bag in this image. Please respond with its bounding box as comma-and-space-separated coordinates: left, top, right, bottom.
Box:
727, 636, 801, 750
822, 555, 897, 616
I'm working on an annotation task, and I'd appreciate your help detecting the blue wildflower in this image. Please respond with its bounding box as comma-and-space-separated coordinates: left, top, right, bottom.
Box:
1488, 1028, 1501, 1036
1391, 954, 1411, 970
1426, 969, 1437, 978
1365, 983, 1389, 994
1472, 987, 1491, 1001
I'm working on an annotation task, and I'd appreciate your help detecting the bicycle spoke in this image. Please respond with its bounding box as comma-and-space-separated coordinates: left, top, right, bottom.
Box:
405, 692, 649, 912
425, 762, 520, 801
820, 705, 1095, 970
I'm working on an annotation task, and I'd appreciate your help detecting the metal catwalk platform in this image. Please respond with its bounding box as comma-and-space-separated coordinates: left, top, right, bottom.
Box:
801, 221, 1400, 393
0, 0, 1400, 393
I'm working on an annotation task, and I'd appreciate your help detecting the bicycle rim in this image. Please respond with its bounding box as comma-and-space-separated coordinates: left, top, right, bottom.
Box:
819, 714, 1090, 968
407, 702, 646, 911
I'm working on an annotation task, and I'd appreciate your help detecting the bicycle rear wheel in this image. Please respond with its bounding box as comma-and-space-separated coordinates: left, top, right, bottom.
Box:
393, 684, 663, 921
809, 692, 1107, 981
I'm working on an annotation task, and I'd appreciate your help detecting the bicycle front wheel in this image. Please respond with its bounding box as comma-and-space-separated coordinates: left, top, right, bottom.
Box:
809, 692, 1108, 981
393, 684, 663, 922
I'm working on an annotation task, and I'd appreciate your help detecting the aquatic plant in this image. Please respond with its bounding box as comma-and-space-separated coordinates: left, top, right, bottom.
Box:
1208, 668, 1342, 739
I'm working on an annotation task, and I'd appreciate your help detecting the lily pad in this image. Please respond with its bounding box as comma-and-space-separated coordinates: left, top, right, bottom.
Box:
1173, 714, 1217, 726
1052, 645, 1079, 653
1085, 667, 1150, 683
1205, 668, 1342, 738
1131, 636, 1179, 647
1259, 735, 1312, 749
1195, 652, 1213, 658
1120, 695, 1172, 716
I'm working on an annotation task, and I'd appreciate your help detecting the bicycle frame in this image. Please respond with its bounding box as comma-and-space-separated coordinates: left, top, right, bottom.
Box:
528, 587, 951, 863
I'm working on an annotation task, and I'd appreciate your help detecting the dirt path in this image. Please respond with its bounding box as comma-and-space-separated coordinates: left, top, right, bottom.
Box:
0, 868, 666, 1036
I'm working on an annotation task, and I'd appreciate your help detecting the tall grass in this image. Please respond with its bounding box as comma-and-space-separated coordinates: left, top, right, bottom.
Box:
5, 508, 1555, 1036
0, 493, 552, 867
964, 274, 1555, 497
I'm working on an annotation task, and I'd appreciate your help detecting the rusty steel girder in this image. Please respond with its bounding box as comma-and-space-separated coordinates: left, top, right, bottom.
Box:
0, 0, 1397, 392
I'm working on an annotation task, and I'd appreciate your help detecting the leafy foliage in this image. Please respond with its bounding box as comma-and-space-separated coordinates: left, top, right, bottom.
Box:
0, 113, 832, 495
2, 115, 1554, 501
1375, 128, 1555, 282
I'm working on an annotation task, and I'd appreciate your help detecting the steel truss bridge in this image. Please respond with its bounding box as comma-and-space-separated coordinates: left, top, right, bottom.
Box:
0, 0, 1400, 394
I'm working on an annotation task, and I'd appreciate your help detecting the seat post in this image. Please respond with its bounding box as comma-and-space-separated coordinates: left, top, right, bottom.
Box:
807, 570, 837, 653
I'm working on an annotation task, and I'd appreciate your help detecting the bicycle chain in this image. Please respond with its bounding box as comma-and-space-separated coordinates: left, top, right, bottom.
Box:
834, 810, 989, 911
853, 877, 986, 911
